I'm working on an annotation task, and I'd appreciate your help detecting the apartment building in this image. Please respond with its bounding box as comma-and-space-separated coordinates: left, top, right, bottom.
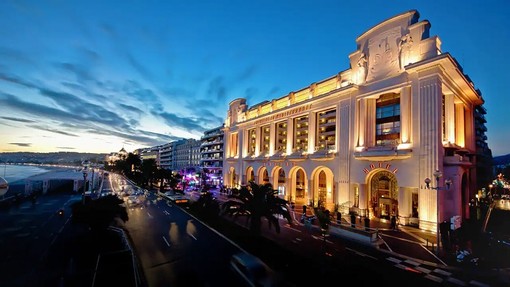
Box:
200, 124, 224, 187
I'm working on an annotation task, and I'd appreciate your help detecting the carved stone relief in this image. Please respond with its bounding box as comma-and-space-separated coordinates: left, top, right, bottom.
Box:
366, 27, 401, 82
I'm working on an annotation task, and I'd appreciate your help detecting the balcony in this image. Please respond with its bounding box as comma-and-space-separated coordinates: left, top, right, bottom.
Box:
287, 148, 308, 161
270, 150, 286, 161
200, 140, 223, 147
319, 121, 336, 128
309, 146, 336, 161
200, 157, 223, 161
354, 145, 412, 161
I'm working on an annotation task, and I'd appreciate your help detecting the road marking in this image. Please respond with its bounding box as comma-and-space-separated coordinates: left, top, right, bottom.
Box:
404, 259, 420, 266
468, 280, 490, 287
346, 247, 378, 260
147, 212, 153, 218
433, 268, 451, 276
188, 233, 197, 240
283, 225, 302, 232
447, 277, 467, 286
386, 256, 401, 264
162, 236, 171, 247
424, 274, 443, 283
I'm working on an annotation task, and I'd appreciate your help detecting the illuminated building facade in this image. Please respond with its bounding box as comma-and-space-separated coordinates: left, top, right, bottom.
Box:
200, 125, 224, 187
222, 10, 485, 232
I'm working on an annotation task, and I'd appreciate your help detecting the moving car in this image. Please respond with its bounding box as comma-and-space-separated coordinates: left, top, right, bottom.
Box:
162, 191, 190, 206
230, 252, 283, 287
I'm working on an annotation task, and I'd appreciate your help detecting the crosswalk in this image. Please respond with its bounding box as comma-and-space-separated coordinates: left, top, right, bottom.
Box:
386, 256, 491, 286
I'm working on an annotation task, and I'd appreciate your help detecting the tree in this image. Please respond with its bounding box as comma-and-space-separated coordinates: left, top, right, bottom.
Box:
156, 168, 180, 192
71, 195, 128, 231
140, 158, 158, 187
191, 191, 220, 219
220, 181, 293, 236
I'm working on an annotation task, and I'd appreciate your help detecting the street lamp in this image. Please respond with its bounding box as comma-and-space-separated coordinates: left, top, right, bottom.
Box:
424, 169, 452, 254
90, 168, 95, 193
82, 171, 88, 204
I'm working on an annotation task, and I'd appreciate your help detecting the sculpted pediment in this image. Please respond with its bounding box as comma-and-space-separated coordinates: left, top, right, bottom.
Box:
350, 10, 432, 85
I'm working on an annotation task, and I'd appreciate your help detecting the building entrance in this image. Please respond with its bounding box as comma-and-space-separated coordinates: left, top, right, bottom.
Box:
369, 170, 399, 219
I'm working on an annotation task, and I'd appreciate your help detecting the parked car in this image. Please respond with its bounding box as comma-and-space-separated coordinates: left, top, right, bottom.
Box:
230, 252, 283, 287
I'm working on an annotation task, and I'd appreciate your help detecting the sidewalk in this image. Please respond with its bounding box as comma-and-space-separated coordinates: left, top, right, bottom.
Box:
195, 188, 446, 262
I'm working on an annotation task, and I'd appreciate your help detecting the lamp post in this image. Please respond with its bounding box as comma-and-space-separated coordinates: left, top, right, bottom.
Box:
424, 169, 452, 254
90, 168, 95, 193
82, 171, 88, 205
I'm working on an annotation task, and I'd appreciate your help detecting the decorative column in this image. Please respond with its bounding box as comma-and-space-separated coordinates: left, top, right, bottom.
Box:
418, 75, 444, 232
400, 86, 412, 144
269, 122, 276, 155
455, 103, 465, 147
308, 111, 316, 153
255, 126, 261, 157
366, 99, 376, 147
357, 99, 366, 147
444, 94, 455, 144
286, 118, 294, 154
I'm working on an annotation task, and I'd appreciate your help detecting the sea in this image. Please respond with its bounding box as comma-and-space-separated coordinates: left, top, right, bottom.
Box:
0, 164, 58, 184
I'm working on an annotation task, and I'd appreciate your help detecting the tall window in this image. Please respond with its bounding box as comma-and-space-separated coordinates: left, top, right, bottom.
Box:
247, 128, 256, 155
316, 109, 336, 150
376, 93, 400, 146
275, 121, 287, 153
293, 115, 309, 152
260, 125, 270, 154
230, 133, 238, 157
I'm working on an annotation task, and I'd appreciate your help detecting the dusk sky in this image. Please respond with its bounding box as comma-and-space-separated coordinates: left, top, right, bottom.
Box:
1, 1, 509, 156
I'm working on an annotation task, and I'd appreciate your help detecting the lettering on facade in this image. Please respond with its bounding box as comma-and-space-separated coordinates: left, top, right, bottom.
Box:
254, 104, 312, 125
263, 161, 296, 167
363, 162, 398, 174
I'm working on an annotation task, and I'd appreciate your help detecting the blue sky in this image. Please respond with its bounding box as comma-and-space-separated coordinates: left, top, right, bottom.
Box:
0, 1, 508, 156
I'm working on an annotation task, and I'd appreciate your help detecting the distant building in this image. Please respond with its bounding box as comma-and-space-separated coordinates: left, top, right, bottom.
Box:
173, 138, 201, 171
135, 146, 160, 164
473, 104, 493, 191
223, 10, 485, 233
159, 142, 173, 170
200, 124, 224, 187
106, 147, 129, 165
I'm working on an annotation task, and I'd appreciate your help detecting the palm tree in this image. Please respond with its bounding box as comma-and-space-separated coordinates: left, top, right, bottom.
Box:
220, 181, 293, 236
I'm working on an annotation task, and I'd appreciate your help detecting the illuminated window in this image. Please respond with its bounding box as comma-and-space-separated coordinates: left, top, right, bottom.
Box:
316, 109, 336, 150
260, 125, 270, 154
275, 121, 287, 152
293, 116, 308, 152
376, 93, 400, 146
247, 128, 256, 155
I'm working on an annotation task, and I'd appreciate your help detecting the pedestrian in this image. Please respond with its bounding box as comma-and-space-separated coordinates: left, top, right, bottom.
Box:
390, 215, 397, 231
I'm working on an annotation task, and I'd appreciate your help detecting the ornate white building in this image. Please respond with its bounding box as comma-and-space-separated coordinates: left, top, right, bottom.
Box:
222, 10, 484, 232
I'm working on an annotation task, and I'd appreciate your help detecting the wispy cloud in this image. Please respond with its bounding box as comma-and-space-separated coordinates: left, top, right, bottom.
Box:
30, 125, 79, 137
0, 116, 35, 123
9, 143, 31, 147
56, 146, 76, 150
